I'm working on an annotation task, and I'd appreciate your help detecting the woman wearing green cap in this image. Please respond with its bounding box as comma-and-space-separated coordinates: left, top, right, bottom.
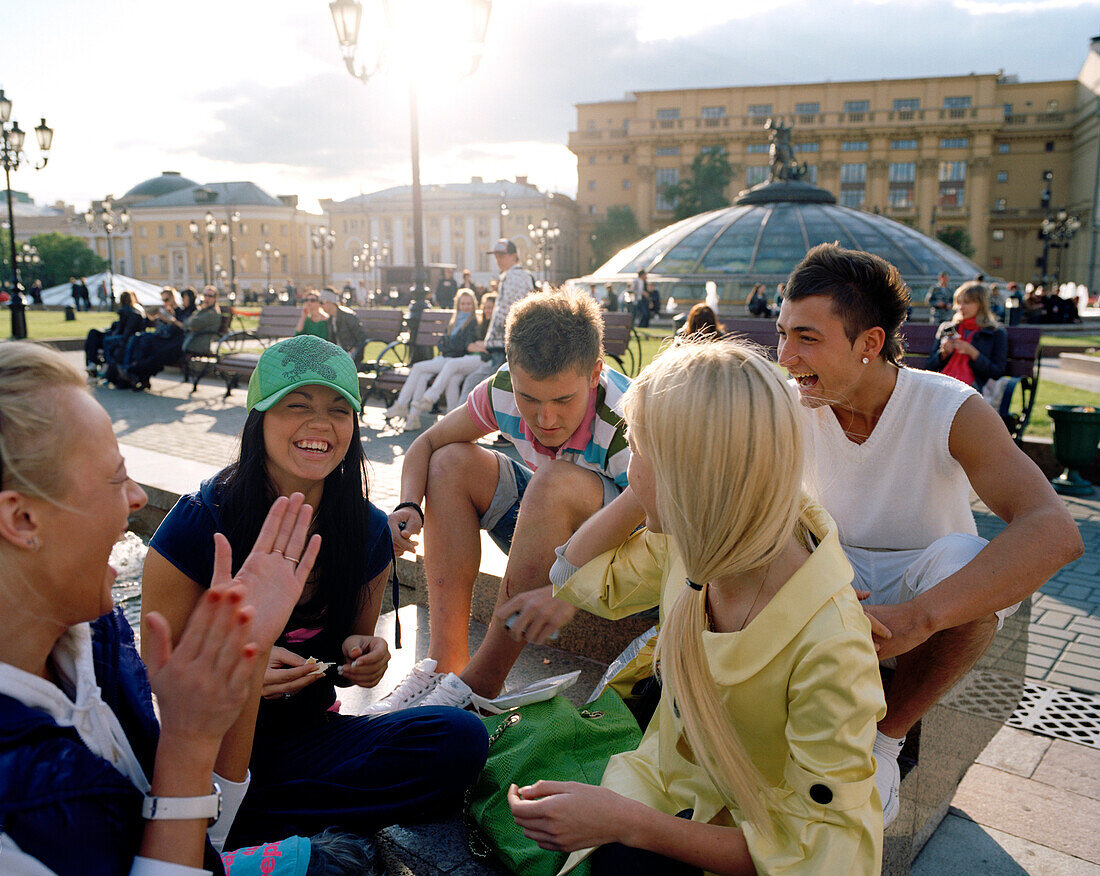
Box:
142, 335, 488, 847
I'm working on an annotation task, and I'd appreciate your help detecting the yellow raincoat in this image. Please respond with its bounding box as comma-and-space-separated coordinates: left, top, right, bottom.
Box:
554, 501, 885, 875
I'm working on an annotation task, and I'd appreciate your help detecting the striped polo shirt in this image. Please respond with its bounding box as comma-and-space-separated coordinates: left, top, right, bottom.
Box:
467, 363, 631, 489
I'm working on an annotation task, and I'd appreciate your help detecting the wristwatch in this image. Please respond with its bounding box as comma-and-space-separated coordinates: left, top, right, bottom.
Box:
142, 782, 222, 822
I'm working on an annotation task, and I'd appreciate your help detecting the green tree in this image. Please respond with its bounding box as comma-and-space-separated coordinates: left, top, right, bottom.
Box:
935, 227, 975, 258
589, 205, 643, 270
663, 149, 735, 221
23, 232, 107, 289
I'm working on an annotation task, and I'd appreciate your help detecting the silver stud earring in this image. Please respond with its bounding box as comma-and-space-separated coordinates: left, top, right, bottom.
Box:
861, 357, 869, 364
27, 537, 39, 550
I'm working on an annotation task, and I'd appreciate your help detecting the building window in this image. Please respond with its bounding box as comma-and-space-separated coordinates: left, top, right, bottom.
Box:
588, 155, 596, 164
793, 142, 818, 153
587, 180, 596, 191
940, 137, 969, 149
138, 226, 146, 238
841, 140, 868, 152
175, 224, 182, 238
622, 180, 631, 190
586, 120, 595, 131
160, 254, 168, 272
891, 139, 917, 150
746, 166, 768, 186
893, 98, 919, 112
1047, 99, 1059, 112
656, 108, 680, 120
157, 225, 164, 238
1003, 104, 1013, 118
655, 168, 679, 210
1045, 141, 1054, 152
944, 96, 971, 109
701, 105, 726, 119
992, 229, 1005, 241
746, 143, 769, 154
748, 103, 773, 117
840, 163, 866, 207
656, 146, 680, 156
994, 198, 1007, 211
140, 256, 147, 274
938, 161, 966, 207
794, 102, 819, 114
804, 164, 818, 184
888, 162, 915, 208
700, 145, 726, 154
623, 154, 630, 163
997, 171, 1008, 183
998, 143, 1010, 153
844, 100, 870, 113
281, 224, 288, 235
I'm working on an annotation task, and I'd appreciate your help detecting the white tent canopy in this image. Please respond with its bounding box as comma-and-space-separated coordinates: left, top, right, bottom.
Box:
39, 272, 165, 308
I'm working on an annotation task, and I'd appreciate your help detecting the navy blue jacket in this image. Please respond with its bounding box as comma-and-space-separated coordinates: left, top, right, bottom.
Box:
0, 609, 225, 875
924, 322, 1008, 388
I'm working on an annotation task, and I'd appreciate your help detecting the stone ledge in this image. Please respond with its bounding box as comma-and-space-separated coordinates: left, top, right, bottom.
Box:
1058, 352, 1100, 377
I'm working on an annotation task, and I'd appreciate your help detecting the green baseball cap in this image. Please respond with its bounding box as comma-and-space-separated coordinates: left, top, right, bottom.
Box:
246, 335, 362, 412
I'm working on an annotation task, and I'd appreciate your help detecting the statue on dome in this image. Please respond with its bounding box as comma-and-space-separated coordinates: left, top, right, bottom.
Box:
766, 118, 807, 182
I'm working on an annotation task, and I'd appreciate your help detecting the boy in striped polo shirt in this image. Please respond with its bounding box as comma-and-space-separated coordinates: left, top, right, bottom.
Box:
368, 289, 631, 714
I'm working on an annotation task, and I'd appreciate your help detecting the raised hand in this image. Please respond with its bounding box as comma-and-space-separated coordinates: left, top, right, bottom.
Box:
143, 587, 258, 748
211, 493, 321, 650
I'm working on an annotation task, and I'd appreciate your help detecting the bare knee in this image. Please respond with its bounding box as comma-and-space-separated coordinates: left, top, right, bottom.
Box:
522, 460, 605, 525
425, 443, 498, 510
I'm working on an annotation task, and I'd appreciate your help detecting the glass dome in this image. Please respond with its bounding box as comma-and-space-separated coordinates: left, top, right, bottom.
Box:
578, 180, 988, 304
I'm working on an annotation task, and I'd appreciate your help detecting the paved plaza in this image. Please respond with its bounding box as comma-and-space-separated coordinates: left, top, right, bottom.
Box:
78, 351, 1100, 874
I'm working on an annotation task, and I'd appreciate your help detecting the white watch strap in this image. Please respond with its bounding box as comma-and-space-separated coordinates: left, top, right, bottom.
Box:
141, 782, 222, 821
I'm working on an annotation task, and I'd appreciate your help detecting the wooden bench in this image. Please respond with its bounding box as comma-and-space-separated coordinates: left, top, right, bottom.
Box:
602, 311, 643, 376
352, 307, 407, 366
179, 311, 235, 393
362, 309, 456, 405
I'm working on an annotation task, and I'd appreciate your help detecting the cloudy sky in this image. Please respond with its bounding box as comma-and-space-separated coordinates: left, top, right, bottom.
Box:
3, 0, 1096, 214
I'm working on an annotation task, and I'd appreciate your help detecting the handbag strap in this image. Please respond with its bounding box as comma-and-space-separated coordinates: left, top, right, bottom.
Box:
464, 712, 523, 860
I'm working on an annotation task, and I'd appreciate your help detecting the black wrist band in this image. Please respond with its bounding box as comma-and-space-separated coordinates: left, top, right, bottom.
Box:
394, 501, 425, 526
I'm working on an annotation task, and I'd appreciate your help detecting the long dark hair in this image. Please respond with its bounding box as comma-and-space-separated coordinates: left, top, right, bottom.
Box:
216, 407, 371, 642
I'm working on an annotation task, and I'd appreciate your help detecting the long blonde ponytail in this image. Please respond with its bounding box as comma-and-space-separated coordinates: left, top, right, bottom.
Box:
624, 341, 805, 833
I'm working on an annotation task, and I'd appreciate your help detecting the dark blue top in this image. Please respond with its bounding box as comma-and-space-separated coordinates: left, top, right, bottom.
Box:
151, 477, 392, 726
0, 609, 225, 875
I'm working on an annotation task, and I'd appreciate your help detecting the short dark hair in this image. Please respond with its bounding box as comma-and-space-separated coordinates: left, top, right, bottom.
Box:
784, 243, 911, 366
506, 289, 603, 379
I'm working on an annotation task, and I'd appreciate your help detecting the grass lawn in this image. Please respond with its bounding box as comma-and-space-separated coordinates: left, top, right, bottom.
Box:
1041, 333, 1100, 349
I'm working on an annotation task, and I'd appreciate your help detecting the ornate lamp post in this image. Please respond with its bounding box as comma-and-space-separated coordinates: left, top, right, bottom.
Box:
189, 212, 226, 286
83, 196, 130, 308
256, 242, 281, 295
224, 210, 242, 299
329, 0, 491, 357
311, 226, 336, 289
1040, 209, 1082, 290
0, 90, 53, 339
527, 217, 559, 284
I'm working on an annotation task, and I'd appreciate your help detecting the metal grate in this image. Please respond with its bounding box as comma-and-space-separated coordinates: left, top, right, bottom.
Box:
940, 668, 1024, 723
1007, 681, 1100, 749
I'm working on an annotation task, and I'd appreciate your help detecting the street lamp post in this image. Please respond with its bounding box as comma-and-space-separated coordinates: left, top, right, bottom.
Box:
0, 90, 53, 339
256, 242, 281, 296
1040, 209, 1082, 289
527, 217, 559, 284
189, 212, 225, 287
84, 196, 130, 308
224, 210, 242, 299
311, 226, 336, 289
329, 0, 491, 357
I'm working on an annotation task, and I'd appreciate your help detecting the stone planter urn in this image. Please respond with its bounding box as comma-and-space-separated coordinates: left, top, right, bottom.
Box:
1046, 404, 1100, 496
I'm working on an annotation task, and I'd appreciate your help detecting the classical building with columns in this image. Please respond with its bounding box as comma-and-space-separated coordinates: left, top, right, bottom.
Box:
320, 177, 580, 292
572, 41, 1100, 288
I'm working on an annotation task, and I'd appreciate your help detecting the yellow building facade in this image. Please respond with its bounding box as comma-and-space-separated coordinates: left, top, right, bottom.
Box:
94, 172, 328, 295
320, 176, 580, 293
572, 45, 1100, 289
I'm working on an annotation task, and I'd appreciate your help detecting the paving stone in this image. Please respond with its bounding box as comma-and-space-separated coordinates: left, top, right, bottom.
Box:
1032, 740, 1100, 801
1037, 612, 1075, 630
950, 764, 1100, 862
912, 813, 1100, 876
1046, 671, 1100, 694
976, 725, 1052, 778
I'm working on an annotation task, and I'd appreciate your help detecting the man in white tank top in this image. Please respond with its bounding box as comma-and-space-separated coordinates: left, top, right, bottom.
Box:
776, 244, 1083, 826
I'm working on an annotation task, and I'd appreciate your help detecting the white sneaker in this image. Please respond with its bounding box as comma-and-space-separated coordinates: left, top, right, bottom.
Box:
416, 672, 474, 710
361, 658, 442, 717
402, 411, 422, 431
873, 732, 904, 827
385, 402, 408, 419
411, 397, 434, 413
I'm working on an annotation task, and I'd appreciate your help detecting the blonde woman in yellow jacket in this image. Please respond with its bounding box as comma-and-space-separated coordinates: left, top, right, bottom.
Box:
505, 342, 886, 875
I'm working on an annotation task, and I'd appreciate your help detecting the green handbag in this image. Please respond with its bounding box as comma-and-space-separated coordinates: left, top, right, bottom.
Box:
465, 687, 643, 876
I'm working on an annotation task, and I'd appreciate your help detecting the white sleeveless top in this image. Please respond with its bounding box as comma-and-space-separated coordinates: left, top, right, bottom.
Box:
801, 367, 978, 551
